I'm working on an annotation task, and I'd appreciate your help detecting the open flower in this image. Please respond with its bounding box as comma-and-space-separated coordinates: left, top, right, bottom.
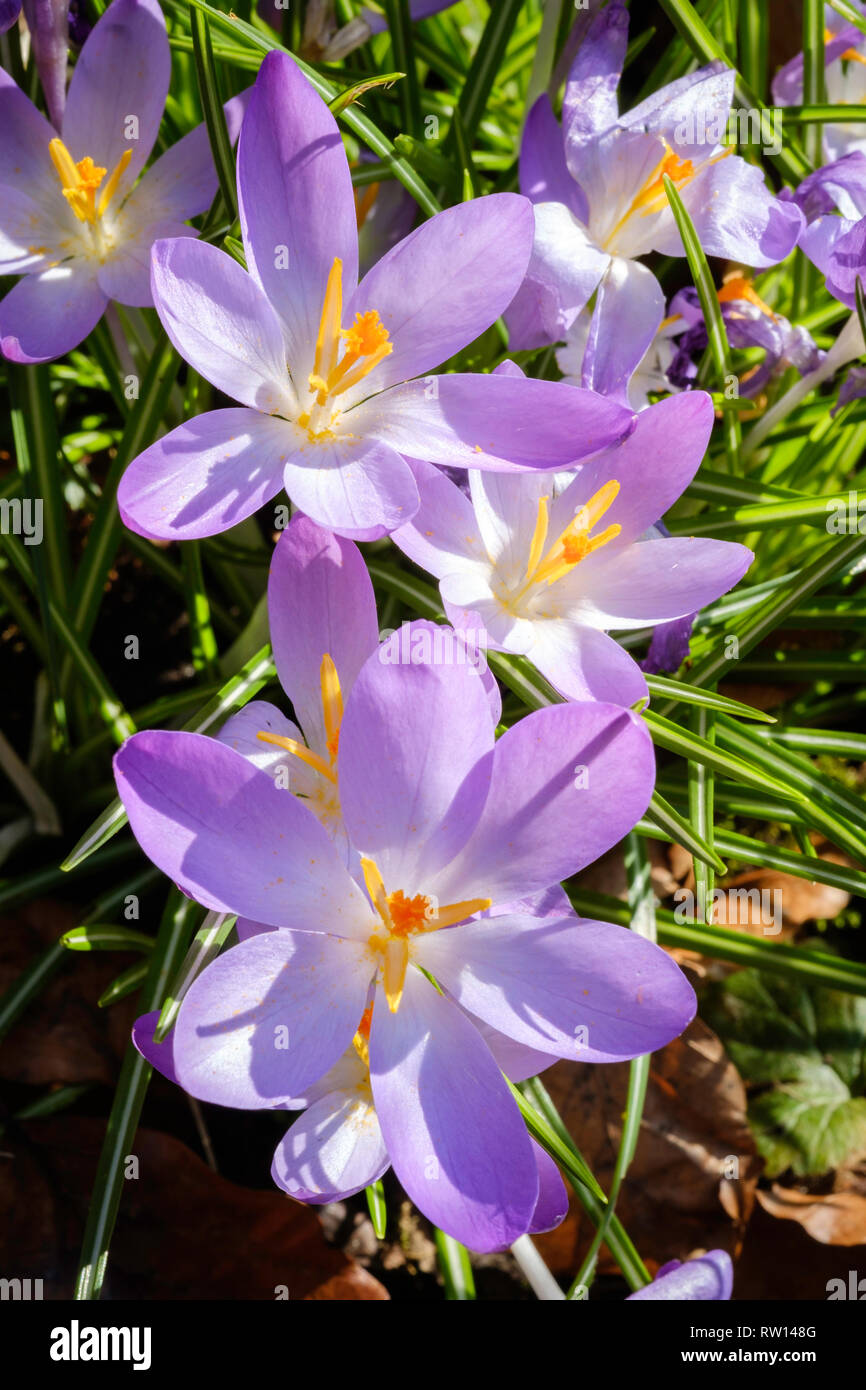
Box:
392, 383, 753, 706
116, 48, 632, 544
507, 0, 802, 398
773, 2, 866, 164
0, 0, 248, 363
114, 648, 694, 1249
217, 511, 500, 862
132, 890, 573, 1230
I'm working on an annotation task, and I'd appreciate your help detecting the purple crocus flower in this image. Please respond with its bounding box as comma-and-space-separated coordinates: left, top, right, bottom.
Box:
665, 280, 823, 397
131, 889, 573, 1229
557, 305, 687, 410
114, 649, 694, 1249
391, 383, 753, 706
626, 1249, 733, 1300
116, 50, 633, 544
0, 0, 248, 364
507, 0, 803, 400
216, 511, 500, 864
773, 3, 866, 163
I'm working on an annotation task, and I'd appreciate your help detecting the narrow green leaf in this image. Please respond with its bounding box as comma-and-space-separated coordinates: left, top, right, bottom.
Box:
62, 925, 154, 953
434, 1230, 476, 1300
97, 960, 149, 1008
365, 1180, 387, 1239
190, 3, 238, 217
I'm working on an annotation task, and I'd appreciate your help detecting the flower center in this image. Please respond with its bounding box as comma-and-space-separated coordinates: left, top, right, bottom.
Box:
825, 26, 866, 66
298, 256, 392, 437
360, 856, 490, 1013
510, 480, 621, 604
256, 652, 343, 784
603, 143, 695, 251
717, 270, 777, 321
49, 138, 132, 225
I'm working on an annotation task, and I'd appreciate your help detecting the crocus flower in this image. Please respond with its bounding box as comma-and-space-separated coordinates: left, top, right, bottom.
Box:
773, 3, 866, 163
131, 889, 573, 1228
785, 150, 866, 223
0, 0, 248, 364
665, 278, 823, 397
116, 49, 632, 544
391, 384, 753, 706
507, 0, 802, 399
114, 649, 694, 1249
217, 511, 500, 863
626, 1249, 733, 1300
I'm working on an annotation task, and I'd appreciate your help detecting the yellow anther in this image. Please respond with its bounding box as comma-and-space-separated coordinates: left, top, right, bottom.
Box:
48, 138, 131, 225
521, 480, 621, 591
320, 653, 343, 763
718, 271, 778, 321
305, 256, 392, 429
524, 495, 550, 584
256, 730, 337, 784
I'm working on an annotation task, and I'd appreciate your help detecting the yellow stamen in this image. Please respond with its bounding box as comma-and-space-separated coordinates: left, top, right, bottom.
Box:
97, 148, 133, 217
604, 143, 695, 249
523, 479, 621, 591
320, 653, 343, 762
256, 730, 337, 784
361, 856, 393, 928
48, 138, 131, 225
360, 856, 491, 1012
524, 495, 550, 584
305, 256, 393, 428
383, 936, 409, 1013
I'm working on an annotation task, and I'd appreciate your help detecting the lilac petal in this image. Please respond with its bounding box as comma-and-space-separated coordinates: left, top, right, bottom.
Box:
562, 0, 627, 152
467, 467, 549, 578
117, 408, 293, 542
0, 265, 106, 363
132, 1009, 177, 1084
547, 391, 714, 551
467, 1013, 559, 1083
22, 0, 68, 130
521, 95, 588, 221
271, 1088, 388, 1203
804, 213, 866, 309
238, 50, 357, 383
430, 702, 654, 906
0, 66, 60, 209
418, 913, 696, 1062
790, 151, 866, 223
392, 457, 485, 578
338, 635, 495, 891
578, 536, 753, 628
282, 433, 419, 538
666, 155, 804, 267
530, 621, 649, 706
0, 0, 21, 32
344, 194, 533, 395
131, 90, 251, 222
62, 0, 169, 182
360, 371, 633, 472
173, 929, 374, 1107
0, 183, 73, 275
581, 257, 665, 401
113, 729, 372, 934
95, 221, 196, 308
268, 512, 379, 756
504, 202, 610, 349
622, 61, 734, 158
627, 1250, 733, 1301
216, 700, 301, 781
641, 613, 695, 676
772, 30, 861, 107
369, 969, 538, 1252
529, 1142, 568, 1234
150, 237, 294, 415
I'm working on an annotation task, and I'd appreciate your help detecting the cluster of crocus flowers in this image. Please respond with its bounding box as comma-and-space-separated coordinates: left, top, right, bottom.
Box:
507, 0, 802, 400
116, 576, 696, 1249
773, 1, 866, 164
116, 49, 634, 541
0, 0, 248, 363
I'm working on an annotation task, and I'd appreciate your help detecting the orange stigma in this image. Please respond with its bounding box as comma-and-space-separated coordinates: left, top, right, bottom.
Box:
299, 257, 392, 435
519, 480, 622, 594
360, 856, 490, 1013
256, 652, 344, 785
